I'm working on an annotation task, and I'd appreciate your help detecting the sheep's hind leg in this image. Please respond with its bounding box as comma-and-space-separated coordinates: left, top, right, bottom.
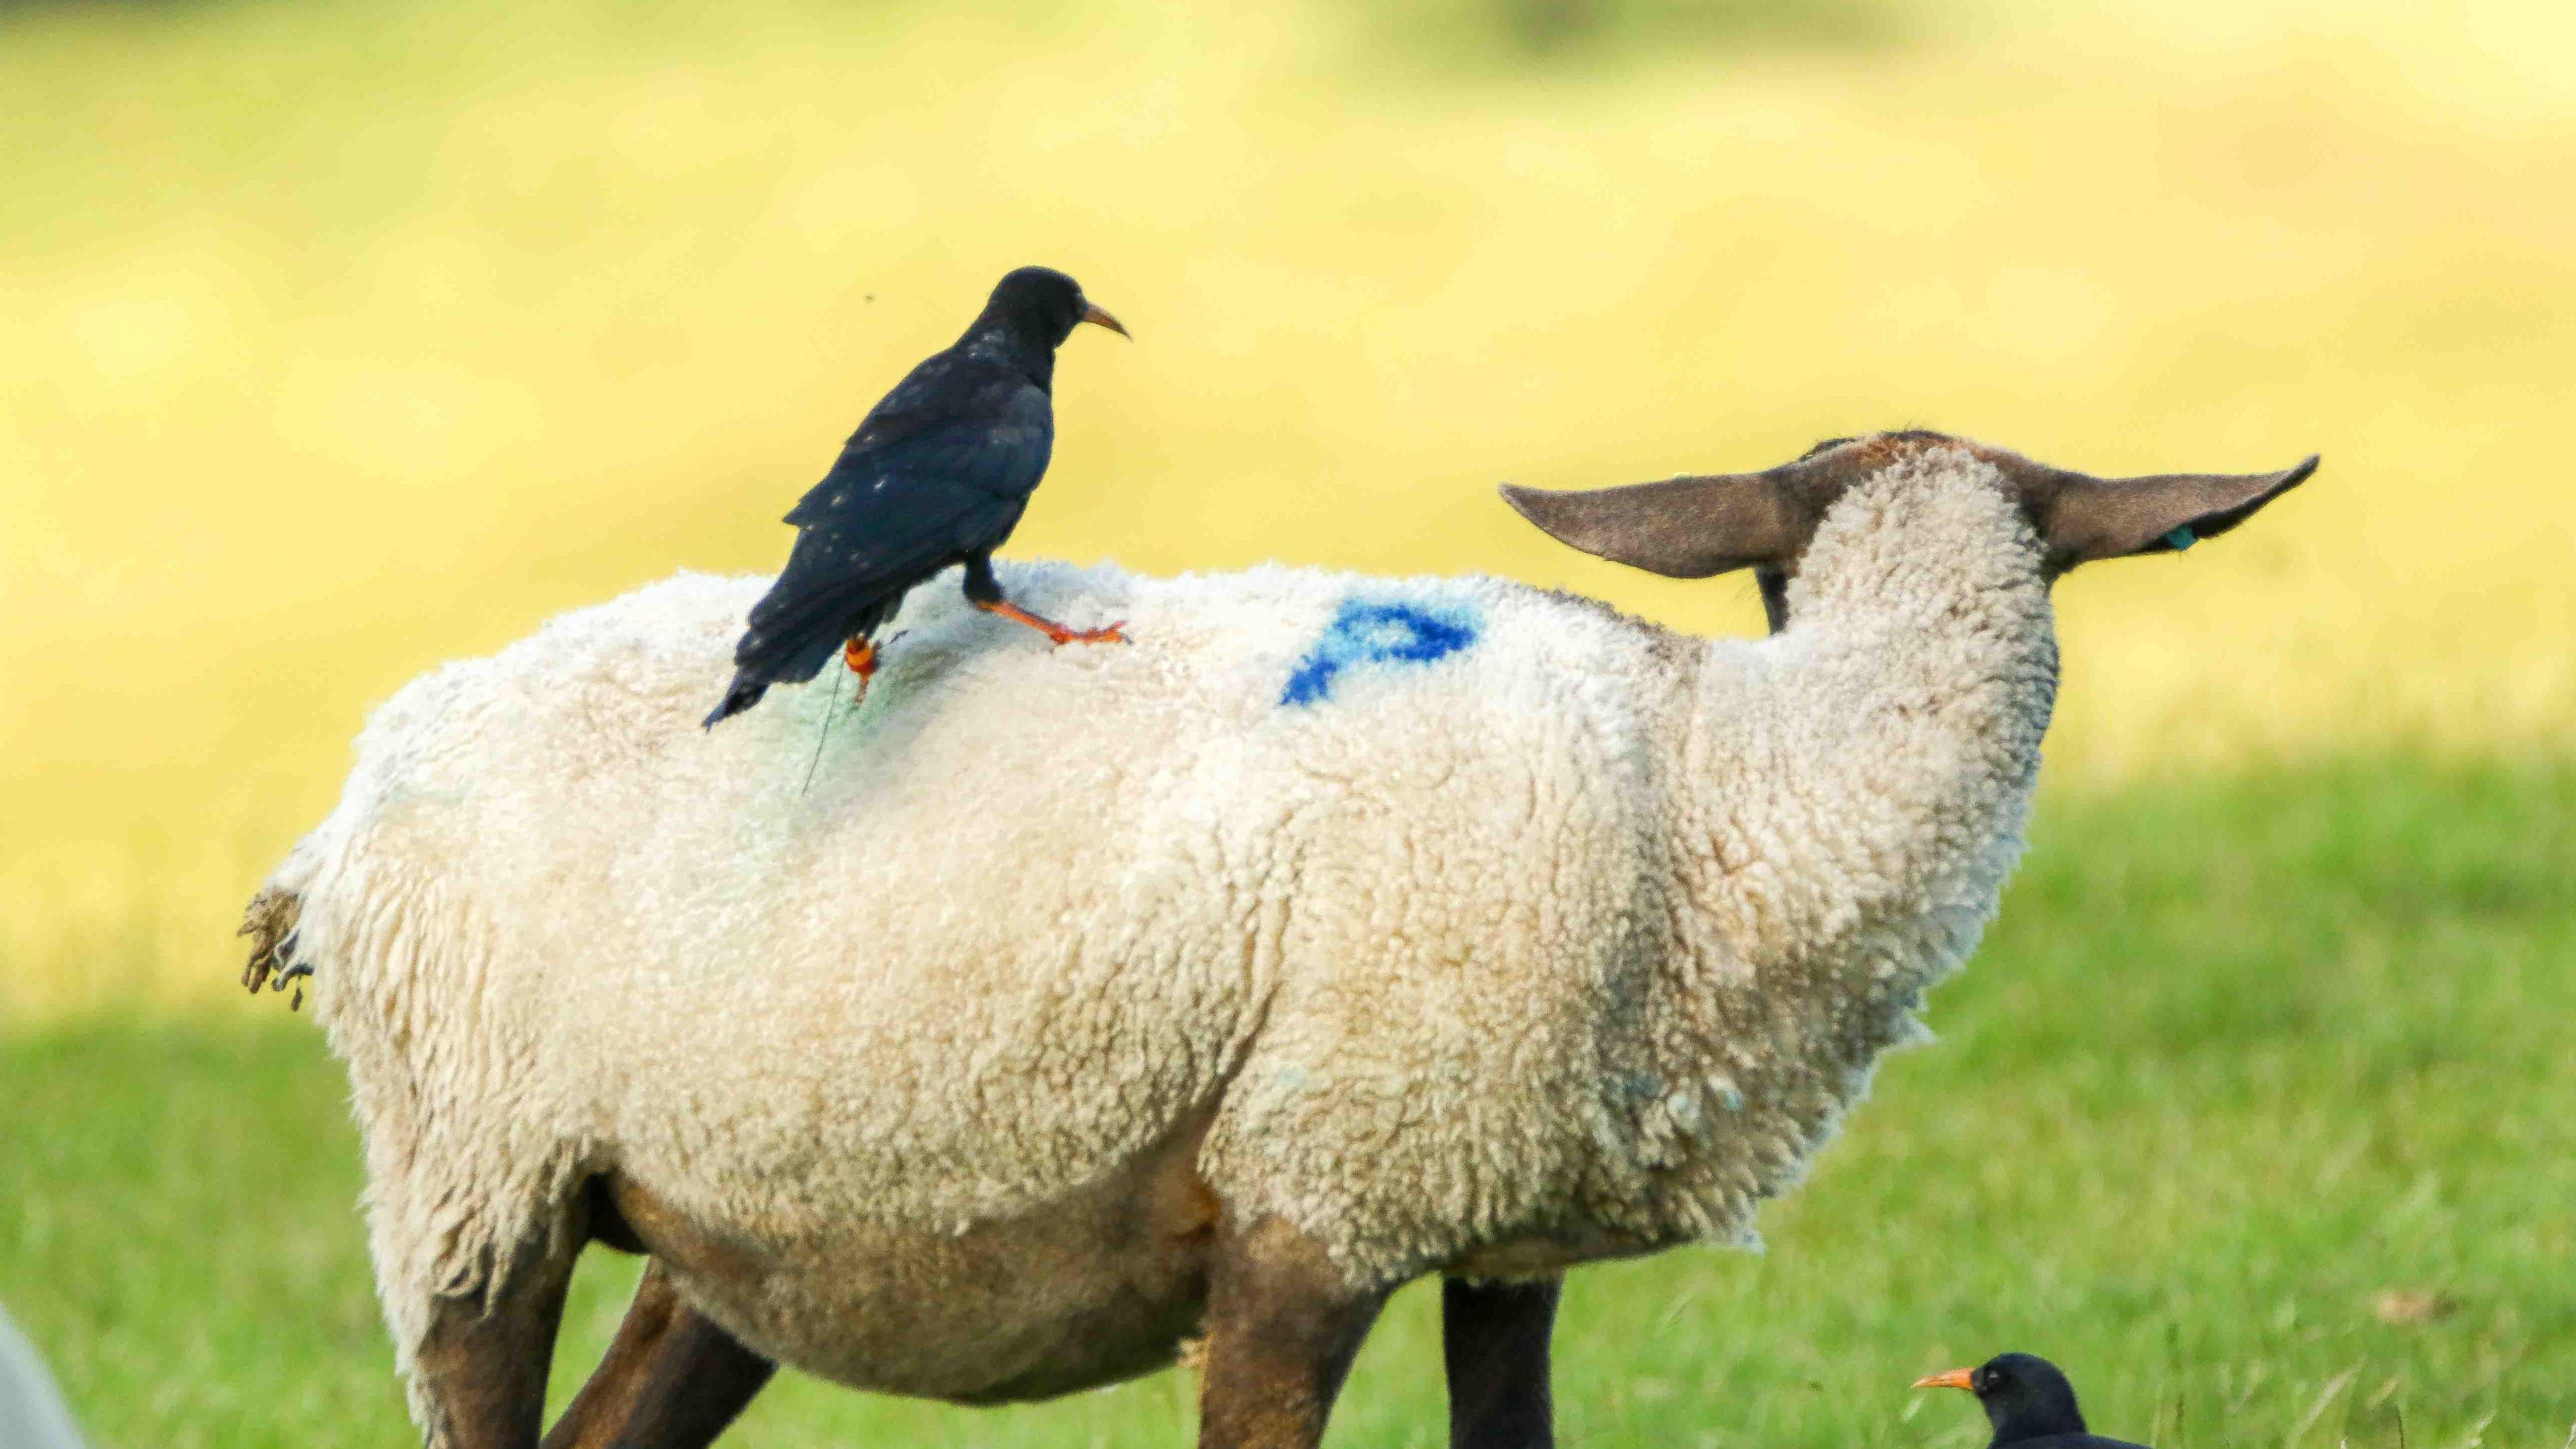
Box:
541, 1260, 775, 1449
1196, 1219, 1391, 1449
407, 1233, 582, 1449
1441, 1276, 1560, 1449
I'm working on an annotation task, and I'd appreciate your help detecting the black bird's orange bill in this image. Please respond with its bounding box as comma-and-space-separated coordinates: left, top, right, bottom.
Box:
1080, 302, 1130, 338
1913, 1368, 1977, 1391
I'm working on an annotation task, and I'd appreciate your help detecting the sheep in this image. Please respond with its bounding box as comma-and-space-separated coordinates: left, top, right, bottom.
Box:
239, 429, 2313, 1449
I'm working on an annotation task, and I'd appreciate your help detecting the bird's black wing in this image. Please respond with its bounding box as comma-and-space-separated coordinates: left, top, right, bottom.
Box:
736, 375, 1052, 655
786, 353, 1056, 526
737, 481, 1024, 654
704, 356, 1057, 727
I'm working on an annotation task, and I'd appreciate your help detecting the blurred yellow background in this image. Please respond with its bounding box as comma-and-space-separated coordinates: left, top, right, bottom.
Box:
4, 0, 2570, 1016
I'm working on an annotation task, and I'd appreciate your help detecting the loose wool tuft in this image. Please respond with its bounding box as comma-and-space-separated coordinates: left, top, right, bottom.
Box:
261, 447, 2061, 1412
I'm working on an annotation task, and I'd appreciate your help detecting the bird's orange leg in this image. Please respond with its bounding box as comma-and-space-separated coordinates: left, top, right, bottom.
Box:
975, 599, 1128, 646
842, 635, 880, 699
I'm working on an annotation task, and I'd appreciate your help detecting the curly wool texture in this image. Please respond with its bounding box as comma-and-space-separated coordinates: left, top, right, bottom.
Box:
264, 447, 2059, 1409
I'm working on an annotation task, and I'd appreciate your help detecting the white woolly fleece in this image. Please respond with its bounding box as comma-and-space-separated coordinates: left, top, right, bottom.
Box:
264, 447, 2059, 1412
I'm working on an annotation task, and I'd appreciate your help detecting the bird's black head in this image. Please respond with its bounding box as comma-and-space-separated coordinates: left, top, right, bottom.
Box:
977, 266, 1128, 352
1916, 1353, 2088, 1446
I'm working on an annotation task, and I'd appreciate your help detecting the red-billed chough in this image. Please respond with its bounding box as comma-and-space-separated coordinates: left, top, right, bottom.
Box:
704, 266, 1128, 729
1914, 1353, 2150, 1449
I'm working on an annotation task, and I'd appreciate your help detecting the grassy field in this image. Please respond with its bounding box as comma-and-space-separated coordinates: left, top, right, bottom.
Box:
3, 0, 2574, 1014
7, 757, 2571, 1448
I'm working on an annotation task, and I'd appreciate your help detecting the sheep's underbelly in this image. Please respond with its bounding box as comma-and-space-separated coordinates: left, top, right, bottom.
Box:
608, 1116, 1222, 1404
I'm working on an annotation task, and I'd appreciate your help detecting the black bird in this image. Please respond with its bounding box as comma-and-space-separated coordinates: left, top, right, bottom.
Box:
704, 266, 1130, 729
1914, 1353, 2150, 1449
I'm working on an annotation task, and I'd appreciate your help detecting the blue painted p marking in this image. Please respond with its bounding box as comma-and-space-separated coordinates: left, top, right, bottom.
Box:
1281, 598, 1480, 707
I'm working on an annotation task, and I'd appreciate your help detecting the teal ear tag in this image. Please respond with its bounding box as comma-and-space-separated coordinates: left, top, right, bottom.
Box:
2165, 525, 2198, 551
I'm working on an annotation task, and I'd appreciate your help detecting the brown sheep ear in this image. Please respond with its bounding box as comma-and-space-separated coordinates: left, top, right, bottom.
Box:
1497, 472, 1800, 580
2040, 455, 2318, 567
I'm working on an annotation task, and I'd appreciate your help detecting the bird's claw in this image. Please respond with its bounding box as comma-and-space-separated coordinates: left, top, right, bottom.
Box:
1052, 621, 1128, 647
978, 599, 1128, 648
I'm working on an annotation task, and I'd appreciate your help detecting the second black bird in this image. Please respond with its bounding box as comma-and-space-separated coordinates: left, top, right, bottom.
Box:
1915, 1353, 2151, 1449
706, 266, 1129, 729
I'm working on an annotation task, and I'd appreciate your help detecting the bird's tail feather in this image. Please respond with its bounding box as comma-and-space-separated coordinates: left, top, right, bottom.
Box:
703, 615, 868, 729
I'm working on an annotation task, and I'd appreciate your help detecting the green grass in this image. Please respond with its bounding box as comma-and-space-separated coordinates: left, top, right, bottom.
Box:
5, 757, 2572, 1448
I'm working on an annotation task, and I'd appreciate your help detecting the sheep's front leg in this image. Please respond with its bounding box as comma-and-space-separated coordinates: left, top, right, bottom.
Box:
542, 1260, 775, 1449
408, 1235, 582, 1449
1441, 1276, 1560, 1448
1197, 1220, 1391, 1449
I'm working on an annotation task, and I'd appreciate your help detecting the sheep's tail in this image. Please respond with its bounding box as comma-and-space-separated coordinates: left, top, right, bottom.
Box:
239, 843, 322, 1009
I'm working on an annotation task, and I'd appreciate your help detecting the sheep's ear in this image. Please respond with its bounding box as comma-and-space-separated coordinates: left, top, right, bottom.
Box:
1498, 473, 1799, 579
2041, 455, 2318, 567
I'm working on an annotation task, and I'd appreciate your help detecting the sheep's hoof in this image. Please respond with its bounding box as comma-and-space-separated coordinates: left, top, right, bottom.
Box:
270, 960, 313, 1011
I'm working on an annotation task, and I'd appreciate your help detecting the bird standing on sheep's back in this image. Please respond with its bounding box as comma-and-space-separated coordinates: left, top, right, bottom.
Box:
1915, 1353, 2151, 1449
704, 266, 1130, 729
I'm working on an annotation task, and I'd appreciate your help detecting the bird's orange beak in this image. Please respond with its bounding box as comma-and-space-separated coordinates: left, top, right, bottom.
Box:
1913, 1368, 1977, 1391
1079, 301, 1130, 339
